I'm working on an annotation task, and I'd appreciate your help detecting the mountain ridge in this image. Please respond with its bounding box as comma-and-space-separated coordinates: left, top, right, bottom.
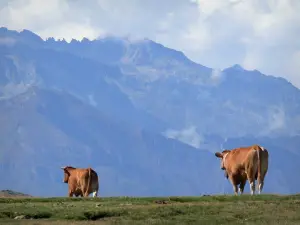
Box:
2, 27, 298, 89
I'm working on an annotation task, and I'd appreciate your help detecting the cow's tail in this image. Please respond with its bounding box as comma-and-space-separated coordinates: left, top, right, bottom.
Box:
85, 167, 92, 197
256, 146, 263, 189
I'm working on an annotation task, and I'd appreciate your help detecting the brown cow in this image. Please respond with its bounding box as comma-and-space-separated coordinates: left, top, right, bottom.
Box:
61, 166, 99, 197
215, 144, 269, 195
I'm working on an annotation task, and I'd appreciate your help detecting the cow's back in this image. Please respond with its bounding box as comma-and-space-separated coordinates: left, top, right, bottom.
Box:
225, 145, 263, 179
226, 146, 256, 167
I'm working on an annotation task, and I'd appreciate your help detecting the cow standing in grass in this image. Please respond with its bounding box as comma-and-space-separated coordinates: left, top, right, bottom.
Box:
215, 144, 269, 195
61, 166, 99, 198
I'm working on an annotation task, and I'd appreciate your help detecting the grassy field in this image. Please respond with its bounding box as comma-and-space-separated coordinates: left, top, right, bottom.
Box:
1, 194, 300, 225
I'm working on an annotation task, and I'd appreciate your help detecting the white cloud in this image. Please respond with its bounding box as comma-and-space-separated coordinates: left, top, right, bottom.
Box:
259, 106, 289, 136
267, 107, 286, 131
163, 126, 203, 149
210, 68, 224, 86
0, 37, 15, 46
0, 0, 300, 88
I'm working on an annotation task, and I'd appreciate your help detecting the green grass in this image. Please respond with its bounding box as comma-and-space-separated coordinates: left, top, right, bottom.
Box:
1, 194, 300, 224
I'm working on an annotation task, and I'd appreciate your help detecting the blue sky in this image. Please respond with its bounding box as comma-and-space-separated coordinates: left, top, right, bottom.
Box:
1, 0, 300, 88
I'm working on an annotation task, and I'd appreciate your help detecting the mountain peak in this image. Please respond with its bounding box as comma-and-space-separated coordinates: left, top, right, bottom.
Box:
20, 29, 43, 42
0, 27, 43, 46
226, 64, 263, 74
230, 64, 244, 71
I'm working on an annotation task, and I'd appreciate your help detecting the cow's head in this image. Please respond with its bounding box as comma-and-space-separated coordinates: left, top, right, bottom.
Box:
61, 166, 74, 183
214, 150, 231, 170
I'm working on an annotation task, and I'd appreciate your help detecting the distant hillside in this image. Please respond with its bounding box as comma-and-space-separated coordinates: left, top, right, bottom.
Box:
0, 27, 300, 196
0, 190, 32, 198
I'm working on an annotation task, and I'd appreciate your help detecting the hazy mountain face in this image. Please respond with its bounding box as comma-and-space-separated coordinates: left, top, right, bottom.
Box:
0, 27, 300, 196
37, 29, 300, 139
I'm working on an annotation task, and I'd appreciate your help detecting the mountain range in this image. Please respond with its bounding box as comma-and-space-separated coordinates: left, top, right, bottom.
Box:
0, 27, 299, 197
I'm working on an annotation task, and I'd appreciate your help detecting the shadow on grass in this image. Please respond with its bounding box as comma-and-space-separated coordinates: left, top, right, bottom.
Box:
0, 211, 52, 219
64, 209, 128, 221
1, 209, 125, 221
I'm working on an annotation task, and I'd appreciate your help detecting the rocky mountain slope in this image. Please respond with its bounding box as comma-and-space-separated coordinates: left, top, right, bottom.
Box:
41, 31, 300, 138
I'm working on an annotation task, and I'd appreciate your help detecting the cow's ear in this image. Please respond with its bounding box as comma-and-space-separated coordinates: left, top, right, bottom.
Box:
215, 152, 223, 158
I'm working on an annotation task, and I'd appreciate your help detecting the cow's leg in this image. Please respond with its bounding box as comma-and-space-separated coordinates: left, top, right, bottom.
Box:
247, 174, 256, 195
92, 191, 98, 198
75, 191, 83, 197
250, 180, 255, 195
258, 161, 268, 194
246, 163, 257, 195
229, 175, 238, 195
68, 190, 74, 197
93, 183, 99, 198
80, 182, 89, 197
233, 184, 238, 195
255, 167, 263, 195
258, 182, 263, 194
83, 186, 90, 197
256, 173, 262, 194
258, 171, 267, 194
239, 179, 246, 195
